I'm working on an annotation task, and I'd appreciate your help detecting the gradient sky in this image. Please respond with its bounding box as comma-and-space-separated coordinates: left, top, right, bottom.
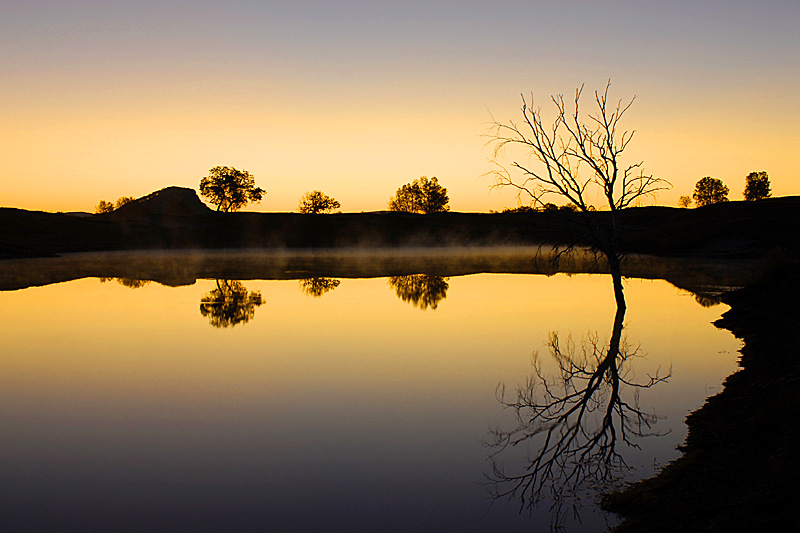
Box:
2, 0, 798, 213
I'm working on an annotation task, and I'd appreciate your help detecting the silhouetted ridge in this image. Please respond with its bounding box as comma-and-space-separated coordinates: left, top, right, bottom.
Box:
108, 187, 211, 219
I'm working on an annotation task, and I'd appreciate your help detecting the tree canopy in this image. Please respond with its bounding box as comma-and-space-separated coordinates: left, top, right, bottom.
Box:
95, 195, 135, 214
95, 200, 114, 214
199, 166, 265, 212
115, 196, 135, 209
743, 171, 771, 201
388, 176, 449, 214
693, 176, 729, 207
298, 190, 341, 214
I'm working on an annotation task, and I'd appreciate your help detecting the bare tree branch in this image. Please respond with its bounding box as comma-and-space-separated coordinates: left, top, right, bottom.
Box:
485, 81, 671, 279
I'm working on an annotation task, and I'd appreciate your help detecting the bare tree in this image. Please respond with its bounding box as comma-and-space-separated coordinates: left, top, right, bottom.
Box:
486, 81, 669, 297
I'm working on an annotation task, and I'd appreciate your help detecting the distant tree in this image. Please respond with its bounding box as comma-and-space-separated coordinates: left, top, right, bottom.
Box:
743, 171, 771, 201
95, 200, 114, 214
199, 166, 265, 212
298, 190, 341, 214
678, 195, 692, 208
115, 196, 136, 209
388, 176, 449, 214
692, 177, 729, 207
501, 205, 535, 213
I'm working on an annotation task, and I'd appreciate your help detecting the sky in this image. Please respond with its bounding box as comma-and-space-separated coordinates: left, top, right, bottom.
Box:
2, 0, 799, 213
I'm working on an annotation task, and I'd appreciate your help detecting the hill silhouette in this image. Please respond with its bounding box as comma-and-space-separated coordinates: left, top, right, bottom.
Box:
108, 186, 212, 219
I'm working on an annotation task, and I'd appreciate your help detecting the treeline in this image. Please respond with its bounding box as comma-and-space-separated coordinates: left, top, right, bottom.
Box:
95, 167, 774, 216
678, 171, 772, 208
96, 168, 451, 215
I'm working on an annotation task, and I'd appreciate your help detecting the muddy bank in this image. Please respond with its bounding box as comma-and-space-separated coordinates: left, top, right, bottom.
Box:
602, 263, 800, 531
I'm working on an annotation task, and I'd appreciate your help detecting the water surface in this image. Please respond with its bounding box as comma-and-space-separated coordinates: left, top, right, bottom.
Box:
0, 266, 741, 531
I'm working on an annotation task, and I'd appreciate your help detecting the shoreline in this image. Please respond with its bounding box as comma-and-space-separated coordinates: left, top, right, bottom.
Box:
602, 261, 800, 531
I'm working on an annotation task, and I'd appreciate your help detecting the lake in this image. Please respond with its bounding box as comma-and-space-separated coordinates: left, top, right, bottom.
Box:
0, 250, 744, 531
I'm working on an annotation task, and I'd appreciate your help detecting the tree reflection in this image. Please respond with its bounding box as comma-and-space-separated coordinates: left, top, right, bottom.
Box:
299, 277, 341, 297
388, 274, 449, 310
199, 279, 264, 328
487, 275, 670, 527
99, 277, 150, 288
694, 294, 722, 307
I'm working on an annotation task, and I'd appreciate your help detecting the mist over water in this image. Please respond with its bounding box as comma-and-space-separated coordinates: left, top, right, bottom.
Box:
0, 246, 759, 293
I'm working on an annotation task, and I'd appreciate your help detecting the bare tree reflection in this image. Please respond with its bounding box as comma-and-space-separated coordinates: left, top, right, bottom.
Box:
388, 274, 449, 310
487, 276, 670, 528
199, 279, 264, 328
299, 277, 341, 297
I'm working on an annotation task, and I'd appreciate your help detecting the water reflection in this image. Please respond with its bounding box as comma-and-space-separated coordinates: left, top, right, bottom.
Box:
199, 279, 264, 328
694, 294, 723, 307
299, 277, 341, 297
99, 277, 151, 289
487, 275, 670, 527
388, 274, 449, 310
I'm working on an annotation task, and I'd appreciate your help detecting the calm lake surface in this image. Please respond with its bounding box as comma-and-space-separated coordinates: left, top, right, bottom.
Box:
0, 254, 742, 532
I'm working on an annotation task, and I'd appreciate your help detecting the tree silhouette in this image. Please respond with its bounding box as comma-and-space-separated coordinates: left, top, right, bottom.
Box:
199, 279, 264, 328
693, 177, 729, 207
95, 200, 114, 214
486, 282, 670, 527
299, 277, 341, 297
388, 274, 449, 310
486, 81, 669, 291
743, 171, 771, 201
199, 166, 265, 212
677, 195, 692, 208
388, 176, 449, 214
115, 196, 136, 209
298, 190, 341, 214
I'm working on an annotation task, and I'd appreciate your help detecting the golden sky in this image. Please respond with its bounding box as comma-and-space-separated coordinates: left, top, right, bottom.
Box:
2, 1, 798, 213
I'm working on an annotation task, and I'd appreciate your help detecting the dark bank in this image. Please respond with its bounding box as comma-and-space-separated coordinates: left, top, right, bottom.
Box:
603, 261, 800, 531
2, 186, 800, 260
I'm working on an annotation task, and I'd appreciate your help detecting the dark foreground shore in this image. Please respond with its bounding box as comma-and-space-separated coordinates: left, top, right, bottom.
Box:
602, 262, 800, 531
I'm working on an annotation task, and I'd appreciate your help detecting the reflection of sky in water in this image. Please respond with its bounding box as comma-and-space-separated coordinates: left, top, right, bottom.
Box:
0, 274, 740, 531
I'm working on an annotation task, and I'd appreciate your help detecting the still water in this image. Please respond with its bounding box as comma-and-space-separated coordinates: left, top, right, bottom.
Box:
0, 265, 740, 531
